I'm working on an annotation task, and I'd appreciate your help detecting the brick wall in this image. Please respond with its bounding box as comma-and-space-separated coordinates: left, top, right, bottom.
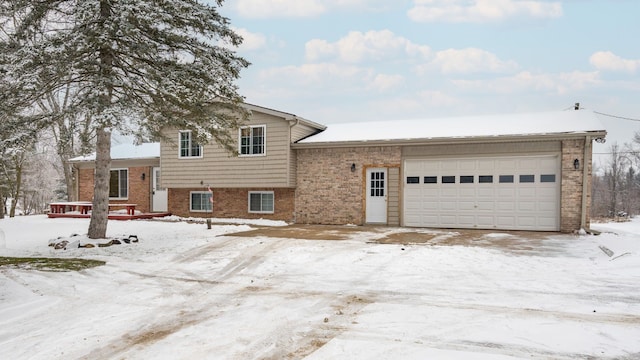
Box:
168, 187, 295, 221
561, 139, 590, 232
295, 146, 402, 225
77, 166, 152, 213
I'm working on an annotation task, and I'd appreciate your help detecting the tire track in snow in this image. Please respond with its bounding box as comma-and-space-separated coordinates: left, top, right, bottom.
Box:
78, 237, 288, 358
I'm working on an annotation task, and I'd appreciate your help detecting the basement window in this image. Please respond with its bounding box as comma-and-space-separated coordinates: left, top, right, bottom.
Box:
190, 191, 212, 212
249, 191, 274, 214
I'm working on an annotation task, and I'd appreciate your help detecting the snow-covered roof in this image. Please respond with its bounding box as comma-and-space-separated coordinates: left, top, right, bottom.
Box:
297, 110, 606, 145
69, 143, 160, 162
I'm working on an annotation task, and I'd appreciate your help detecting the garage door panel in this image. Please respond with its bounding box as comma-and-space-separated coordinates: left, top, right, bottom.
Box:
497, 216, 516, 227
518, 187, 537, 196
538, 200, 557, 211
477, 215, 495, 227
477, 201, 495, 211
440, 188, 458, 197
477, 188, 494, 197
497, 201, 515, 211
518, 201, 536, 211
459, 160, 476, 171
458, 201, 476, 210
458, 215, 475, 226
440, 201, 457, 211
477, 160, 495, 171
440, 215, 457, 226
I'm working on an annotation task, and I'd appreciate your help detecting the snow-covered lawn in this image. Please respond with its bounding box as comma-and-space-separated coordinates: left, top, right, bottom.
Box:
0, 216, 639, 359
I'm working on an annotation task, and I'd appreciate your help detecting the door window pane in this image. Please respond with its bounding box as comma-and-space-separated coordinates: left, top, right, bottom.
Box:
519, 175, 535, 183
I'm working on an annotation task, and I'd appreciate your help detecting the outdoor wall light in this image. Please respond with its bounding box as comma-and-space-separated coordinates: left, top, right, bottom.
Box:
351, 163, 356, 172
141, 173, 146, 181
573, 159, 580, 170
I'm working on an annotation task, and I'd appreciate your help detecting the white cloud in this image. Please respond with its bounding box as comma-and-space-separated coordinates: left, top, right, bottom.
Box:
452, 70, 600, 95
590, 51, 640, 73
258, 63, 406, 94
259, 63, 367, 85
408, 0, 563, 23
305, 30, 431, 63
233, 28, 267, 51
422, 48, 518, 74
368, 74, 405, 92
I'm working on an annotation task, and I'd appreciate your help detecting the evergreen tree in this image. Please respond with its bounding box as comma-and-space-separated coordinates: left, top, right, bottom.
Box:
0, 0, 249, 238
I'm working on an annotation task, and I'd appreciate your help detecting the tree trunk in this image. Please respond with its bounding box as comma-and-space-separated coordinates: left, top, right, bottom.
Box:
64, 162, 77, 201
88, 128, 111, 239
9, 153, 24, 218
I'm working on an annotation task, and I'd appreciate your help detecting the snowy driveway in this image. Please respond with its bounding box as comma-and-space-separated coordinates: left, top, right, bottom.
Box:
1, 216, 639, 359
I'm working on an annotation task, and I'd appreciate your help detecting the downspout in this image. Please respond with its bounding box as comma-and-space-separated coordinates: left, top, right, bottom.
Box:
289, 117, 300, 223
581, 136, 591, 231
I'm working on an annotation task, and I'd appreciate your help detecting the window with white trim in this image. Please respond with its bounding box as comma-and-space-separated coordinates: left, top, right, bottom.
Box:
239, 125, 266, 156
179, 131, 202, 158
248, 191, 274, 213
109, 169, 128, 199
190, 191, 212, 212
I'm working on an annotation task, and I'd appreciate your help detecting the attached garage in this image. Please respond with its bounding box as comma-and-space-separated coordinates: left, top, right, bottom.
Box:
403, 154, 561, 231
294, 110, 607, 233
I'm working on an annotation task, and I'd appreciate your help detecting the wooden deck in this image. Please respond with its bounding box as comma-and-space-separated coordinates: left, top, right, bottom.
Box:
47, 212, 171, 220
47, 201, 171, 220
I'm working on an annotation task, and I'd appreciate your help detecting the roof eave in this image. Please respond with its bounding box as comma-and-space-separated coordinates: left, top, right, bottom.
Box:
292, 130, 607, 149
242, 102, 326, 131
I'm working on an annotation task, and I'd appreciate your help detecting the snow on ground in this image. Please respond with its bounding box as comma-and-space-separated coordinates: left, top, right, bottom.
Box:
0, 215, 639, 359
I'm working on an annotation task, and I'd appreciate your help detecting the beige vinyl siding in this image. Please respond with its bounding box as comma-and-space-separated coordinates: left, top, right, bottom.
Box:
161, 111, 295, 188
289, 122, 320, 186
291, 123, 321, 143
403, 141, 561, 158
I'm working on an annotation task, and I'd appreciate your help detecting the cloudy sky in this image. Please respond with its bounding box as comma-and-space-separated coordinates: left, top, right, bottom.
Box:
214, 0, 640, 153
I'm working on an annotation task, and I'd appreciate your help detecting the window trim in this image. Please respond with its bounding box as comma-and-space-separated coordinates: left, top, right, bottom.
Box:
109, 168, 129, 200
190, 191, 212, 213
239, 125, 267, 157
178, 130, 203, 159
248, 191, 274, 214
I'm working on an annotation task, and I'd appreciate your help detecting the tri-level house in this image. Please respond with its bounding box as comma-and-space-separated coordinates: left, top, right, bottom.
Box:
70, 103, 607, 233
160, 103, 325, 220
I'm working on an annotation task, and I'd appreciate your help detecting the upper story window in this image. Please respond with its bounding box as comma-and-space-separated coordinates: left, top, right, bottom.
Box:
179, 131, 202, 158
239, 125, 266, 156
109, 169, 128, 199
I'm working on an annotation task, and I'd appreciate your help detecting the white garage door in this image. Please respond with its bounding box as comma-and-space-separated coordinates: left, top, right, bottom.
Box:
403, 155, 560, 231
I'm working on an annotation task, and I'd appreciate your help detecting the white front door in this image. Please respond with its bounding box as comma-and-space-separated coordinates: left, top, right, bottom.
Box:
366, 168, 388, 224
152, 167, 168, 212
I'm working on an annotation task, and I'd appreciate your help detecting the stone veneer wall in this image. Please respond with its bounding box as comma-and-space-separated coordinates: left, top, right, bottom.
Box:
295, 146, 402, 225
78, 166, 152, 213
561, 138, 590, 232
168, 187, 295, 221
